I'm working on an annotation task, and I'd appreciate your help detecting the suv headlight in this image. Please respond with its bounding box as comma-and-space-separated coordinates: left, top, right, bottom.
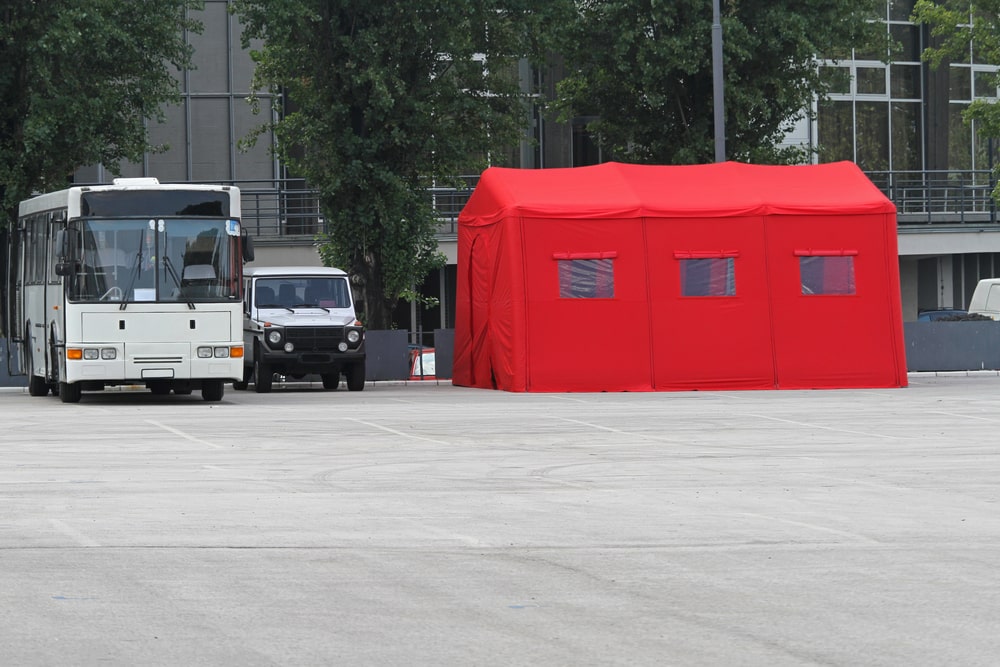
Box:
267, 329, 283, 346
347, 329, 361, 344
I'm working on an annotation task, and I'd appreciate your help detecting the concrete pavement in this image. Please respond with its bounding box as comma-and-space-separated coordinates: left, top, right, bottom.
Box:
1, 375, 998, 665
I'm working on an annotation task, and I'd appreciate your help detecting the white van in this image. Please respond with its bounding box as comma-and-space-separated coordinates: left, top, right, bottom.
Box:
236, 266, 366, 392
967, 278, 1000, 320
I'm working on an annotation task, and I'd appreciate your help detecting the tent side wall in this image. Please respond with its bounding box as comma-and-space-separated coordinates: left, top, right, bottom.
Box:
521, 216, 654, 392
645, 215, 777, 390
764, 211, 907, 388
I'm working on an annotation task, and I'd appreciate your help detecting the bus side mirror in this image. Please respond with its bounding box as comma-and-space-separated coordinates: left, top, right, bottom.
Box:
242, 232, 255, 263
53, 229, 68, 259
55, 261, 78, 276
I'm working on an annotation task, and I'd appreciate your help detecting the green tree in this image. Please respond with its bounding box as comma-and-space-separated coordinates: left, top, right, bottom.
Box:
551, 0, 884, 165
232, 0, 555, 329
0, 1, 202, 227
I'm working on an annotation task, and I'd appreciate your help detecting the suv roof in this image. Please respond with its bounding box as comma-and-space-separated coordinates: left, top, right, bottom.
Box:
245, 266, 347, 278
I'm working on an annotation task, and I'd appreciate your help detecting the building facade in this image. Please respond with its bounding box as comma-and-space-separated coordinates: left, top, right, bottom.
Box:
76, 0, 1000, 331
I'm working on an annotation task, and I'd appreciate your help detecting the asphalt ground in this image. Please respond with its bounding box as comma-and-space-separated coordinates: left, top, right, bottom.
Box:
1, 374, 998, 666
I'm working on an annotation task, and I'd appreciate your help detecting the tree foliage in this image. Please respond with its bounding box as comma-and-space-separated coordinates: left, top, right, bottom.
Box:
551, 0, 885, 165
232, 0, 554, 329
0, 0, 202, 226
913, 0, 1000, 138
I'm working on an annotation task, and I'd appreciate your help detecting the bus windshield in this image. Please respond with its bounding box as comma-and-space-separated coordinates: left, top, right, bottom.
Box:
67, 218, 241, 303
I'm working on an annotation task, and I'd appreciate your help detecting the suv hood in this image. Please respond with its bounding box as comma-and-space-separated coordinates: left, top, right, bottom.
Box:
256, 308, 357, 327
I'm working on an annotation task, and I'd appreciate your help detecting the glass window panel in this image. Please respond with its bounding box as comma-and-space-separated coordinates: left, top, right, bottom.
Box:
891, 102, 923, 171
818, 100, 855, 163
974, 70, 999, 99
680, 258, 735, 297
949, 103, 973, 170
820, 66, 851, 95
558, 259, 614, 298
855, 102, 890, 171
891, 64, 921, 99
951, 67, 972, 100
973, 120, 997, 173
890, 24, 921, 62
857, 67, 887, 95
889, 0, 915, 21
800, 256, 856, 296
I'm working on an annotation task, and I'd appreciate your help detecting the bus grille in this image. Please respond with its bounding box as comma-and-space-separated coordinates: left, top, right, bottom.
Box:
284, 326, 345, 351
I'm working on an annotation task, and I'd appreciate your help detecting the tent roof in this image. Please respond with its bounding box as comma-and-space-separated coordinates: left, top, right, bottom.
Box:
459, 161, 895, 226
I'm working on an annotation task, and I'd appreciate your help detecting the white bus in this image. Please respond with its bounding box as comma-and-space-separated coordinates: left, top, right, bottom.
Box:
4, 178, 253, 402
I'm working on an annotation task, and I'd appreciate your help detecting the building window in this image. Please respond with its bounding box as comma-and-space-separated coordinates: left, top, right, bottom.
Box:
679, 257, 736, 296
555, 252, 615, 298
798, 254, 857, 295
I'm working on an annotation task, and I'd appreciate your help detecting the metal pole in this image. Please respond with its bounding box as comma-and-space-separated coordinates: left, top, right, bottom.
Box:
712, 0, 726, 162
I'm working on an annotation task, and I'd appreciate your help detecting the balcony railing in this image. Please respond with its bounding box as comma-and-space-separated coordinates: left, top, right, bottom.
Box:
228, 169, 1000, 241
866, 169, 997, 225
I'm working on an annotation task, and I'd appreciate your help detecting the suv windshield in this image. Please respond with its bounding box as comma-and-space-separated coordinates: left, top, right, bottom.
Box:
67, 218, 241, 303
254, 276, 351, 309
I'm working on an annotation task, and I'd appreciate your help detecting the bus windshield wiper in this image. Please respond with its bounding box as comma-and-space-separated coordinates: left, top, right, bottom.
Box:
119, 242, 144, 311
163, 256, 194, 309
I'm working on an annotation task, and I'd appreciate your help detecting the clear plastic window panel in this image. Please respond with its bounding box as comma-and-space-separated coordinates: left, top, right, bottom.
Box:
680, 258, 736, 297
558, 258, 615, 298
800, 256, 856, 295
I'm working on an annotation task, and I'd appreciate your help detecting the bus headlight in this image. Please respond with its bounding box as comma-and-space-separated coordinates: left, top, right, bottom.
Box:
213, 347, 230, 358
83, 349, 99, 360
197, 347, 213, 358
101, 348, 117, 360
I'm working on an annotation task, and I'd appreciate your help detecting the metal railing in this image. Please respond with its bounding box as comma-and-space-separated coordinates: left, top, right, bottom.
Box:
866, 170, 997, 225
228, 170, 1000, 240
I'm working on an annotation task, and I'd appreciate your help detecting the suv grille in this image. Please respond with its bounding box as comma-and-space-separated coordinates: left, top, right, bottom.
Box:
284, 326, 345, 351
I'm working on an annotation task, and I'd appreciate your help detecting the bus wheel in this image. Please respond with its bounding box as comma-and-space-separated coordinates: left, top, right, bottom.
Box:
346, 362, 366, 391
59, 381, 82, 403
233, 365, 251, 390
28, 374, 49, 397
26, 347, 49, 397
202, 380, 225, 402
148, 381, 171, 396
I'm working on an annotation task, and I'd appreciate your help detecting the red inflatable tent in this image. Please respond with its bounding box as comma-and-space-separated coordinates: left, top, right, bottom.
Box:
453, 161, 907, 392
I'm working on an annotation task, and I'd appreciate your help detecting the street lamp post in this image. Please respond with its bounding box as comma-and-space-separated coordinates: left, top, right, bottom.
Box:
712, 0, 725, 162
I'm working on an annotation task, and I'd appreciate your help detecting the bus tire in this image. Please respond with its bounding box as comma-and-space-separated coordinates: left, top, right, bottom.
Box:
148, 380, 171, 396
233, 365, 251, 390
346, 362, 365, 391
202, 380, 225, 402
59, 381, 82, 403
26, 348, 49, 397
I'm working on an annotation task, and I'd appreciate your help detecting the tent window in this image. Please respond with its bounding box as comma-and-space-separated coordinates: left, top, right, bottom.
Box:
557, 258, 615, 298
680, 258, 735, 296
799, 255, 856, 295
